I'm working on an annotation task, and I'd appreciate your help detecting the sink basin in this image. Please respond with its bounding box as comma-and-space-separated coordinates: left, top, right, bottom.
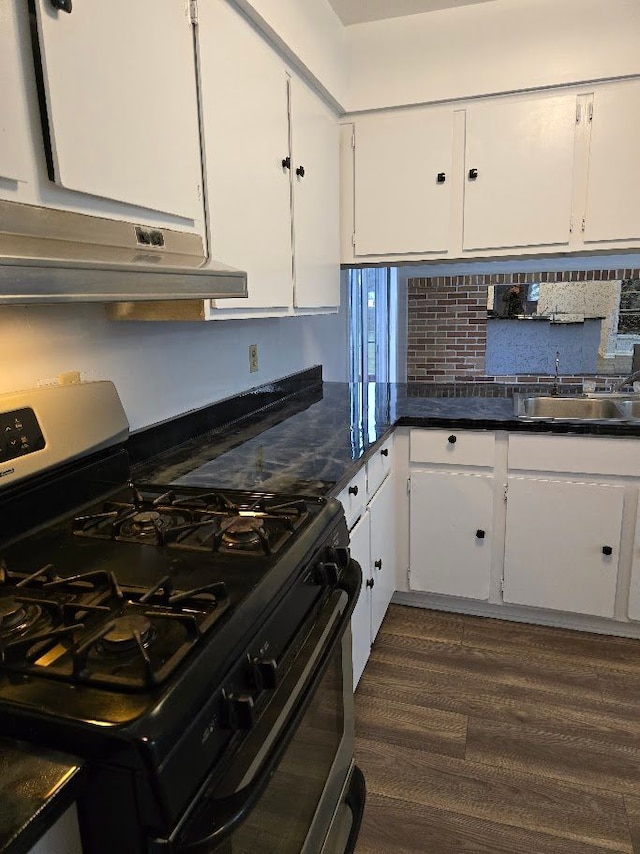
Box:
514, 395, 625, 420
617, 399, 640, 419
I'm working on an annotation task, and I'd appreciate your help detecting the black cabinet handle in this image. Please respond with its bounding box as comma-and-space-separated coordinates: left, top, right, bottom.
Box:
468, 168, 478, 180
296, 165, 305, 178
374, 559, 382, 570
366, 578, 374, 589
50, 0, 73, 10
348, 485, 358, 496
437, 172, 446, 184
476, 529, 486, 540
602, 546, 613, 556
448, 435, 457, 444
381, 448, 389, 457
282, 156, 291, 170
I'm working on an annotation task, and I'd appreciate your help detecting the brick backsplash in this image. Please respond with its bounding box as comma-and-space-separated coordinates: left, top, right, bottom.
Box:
407, 269, 640, 384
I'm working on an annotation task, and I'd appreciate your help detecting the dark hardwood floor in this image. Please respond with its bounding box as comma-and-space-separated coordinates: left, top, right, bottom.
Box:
354, 604, 640, 854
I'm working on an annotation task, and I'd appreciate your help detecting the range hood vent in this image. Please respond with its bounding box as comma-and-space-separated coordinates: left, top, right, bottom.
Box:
0, 199, 247, 304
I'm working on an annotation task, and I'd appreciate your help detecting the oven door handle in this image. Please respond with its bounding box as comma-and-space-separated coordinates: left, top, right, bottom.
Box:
161, 558, 362, 854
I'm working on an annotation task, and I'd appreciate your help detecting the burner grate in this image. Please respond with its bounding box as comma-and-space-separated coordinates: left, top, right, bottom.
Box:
0, 565, 230, 690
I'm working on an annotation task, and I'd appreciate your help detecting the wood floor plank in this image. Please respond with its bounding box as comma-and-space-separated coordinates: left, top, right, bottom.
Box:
370, 630, 603, 702
355, 694, 467, 759
377, 604, 465, 644
466, 716, 640, 797
354, 737, 631, 852
462, 615, 640, 675
358, 655, 640, 748
623, 796, 640, 854
355, 791, 630, 854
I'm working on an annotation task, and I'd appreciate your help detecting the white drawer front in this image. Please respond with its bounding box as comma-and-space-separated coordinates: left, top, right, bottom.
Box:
367, 436, 393, 499
508, 434, 640, 476
337, 465, 367, 530
410, 428, 495, 468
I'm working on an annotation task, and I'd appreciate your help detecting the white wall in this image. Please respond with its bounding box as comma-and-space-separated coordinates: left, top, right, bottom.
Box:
345, 0, 640, 112
232, 0, 347, 108
0, 301, 349, 432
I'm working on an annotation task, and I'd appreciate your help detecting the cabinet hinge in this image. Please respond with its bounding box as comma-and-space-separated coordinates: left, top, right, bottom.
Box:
569, 217, 573, 234
351, 131, 356, 150
588, 102, 594, 123
196, 183, 202, 201
576, 103, 582, 124
352, 233, 356, 249
503, 483, 508, 501
500, 575, 504, 595
407, 476, 411, 494
581, 217, 586, 232
189, 0, 198, 25
407, 565, 411, 586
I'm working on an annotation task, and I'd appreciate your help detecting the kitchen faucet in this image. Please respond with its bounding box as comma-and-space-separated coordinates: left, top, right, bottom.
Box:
550, 351, 560, 396
614, 369, 640, 392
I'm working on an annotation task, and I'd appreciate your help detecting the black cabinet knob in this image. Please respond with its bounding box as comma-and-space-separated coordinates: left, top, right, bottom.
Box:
381, 448, 389, 457
602, 546, 613, 556
282, 156, 291, 170
348, 485, 359, 496
366, 578, 374, 589
448, 435, 457, 444
50, 0, 73, 10
296, 165, 305, 178
476, 529, 486, 539
468, 168, 478, 180
374, 559, 382, 570
437, 172, 446, 184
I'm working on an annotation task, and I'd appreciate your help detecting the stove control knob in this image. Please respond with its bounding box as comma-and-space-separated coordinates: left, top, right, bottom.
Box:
248, 657, 278, 690
223, 693, 255, 730
327, 546, 349, 569
314, 561, 340, 586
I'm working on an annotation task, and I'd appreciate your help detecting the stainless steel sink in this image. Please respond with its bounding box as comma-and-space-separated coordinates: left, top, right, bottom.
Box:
617, 398, 640, 419
515, 395, 625, 420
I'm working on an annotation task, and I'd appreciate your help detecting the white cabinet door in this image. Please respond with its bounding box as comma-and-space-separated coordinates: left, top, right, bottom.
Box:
629, 500, 640, 621
198, 0, 292, 311
0, 4, 29, 182
584, 81, 640, 243
353, 108, 454, 256
290, 76, 340, 309
349, 510, 371, 691
503, 477, 623, 618
369, 474, 396, 643
33, 0, 202, 219
463, 94, 577, 250
409, 471, 493, 600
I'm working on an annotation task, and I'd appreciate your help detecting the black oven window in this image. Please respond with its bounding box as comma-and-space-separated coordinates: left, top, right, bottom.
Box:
220, 649, 344, 853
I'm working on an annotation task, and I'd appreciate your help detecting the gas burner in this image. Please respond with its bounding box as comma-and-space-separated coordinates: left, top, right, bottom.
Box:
0, 596, 42, 638
102, 615, 153, 653
118, 510, 187, 543
221, 517, 267, 549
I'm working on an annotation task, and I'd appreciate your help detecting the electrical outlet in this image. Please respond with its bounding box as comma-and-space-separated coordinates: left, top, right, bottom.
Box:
249, 344, 259, 373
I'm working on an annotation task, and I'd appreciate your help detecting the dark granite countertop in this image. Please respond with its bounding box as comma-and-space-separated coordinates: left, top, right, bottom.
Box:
0, 739, 82, 854
133, 378, 640, 497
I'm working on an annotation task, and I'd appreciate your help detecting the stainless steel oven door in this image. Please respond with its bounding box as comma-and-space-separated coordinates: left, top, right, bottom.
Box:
158, 560, 364, 854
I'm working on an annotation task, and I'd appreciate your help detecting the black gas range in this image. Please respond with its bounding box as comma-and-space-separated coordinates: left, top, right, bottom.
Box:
0, 382, 364, 853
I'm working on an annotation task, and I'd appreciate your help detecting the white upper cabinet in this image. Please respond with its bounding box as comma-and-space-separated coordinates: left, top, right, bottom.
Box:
32, 0, 202, 219
290, 75, 340, 309
352, 108, 454, 257
0, 6, 29, 182
583, 80, 640, 243
463, 93, 577, 251
197, 0, 292, 311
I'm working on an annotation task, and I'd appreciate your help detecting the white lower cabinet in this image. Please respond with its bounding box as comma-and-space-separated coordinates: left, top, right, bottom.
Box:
503, 477, 624, 618
409, 470, 493, 600
349, 472, 396, 690
629, 501, 640, 621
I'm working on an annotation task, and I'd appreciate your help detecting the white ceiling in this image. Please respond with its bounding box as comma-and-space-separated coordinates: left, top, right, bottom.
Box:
327, 0, 496, 26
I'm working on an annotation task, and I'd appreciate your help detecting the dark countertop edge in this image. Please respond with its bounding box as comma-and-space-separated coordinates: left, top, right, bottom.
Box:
395, 414, 640, 437
127, 365, 322, 466
2, 753, 84, 854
